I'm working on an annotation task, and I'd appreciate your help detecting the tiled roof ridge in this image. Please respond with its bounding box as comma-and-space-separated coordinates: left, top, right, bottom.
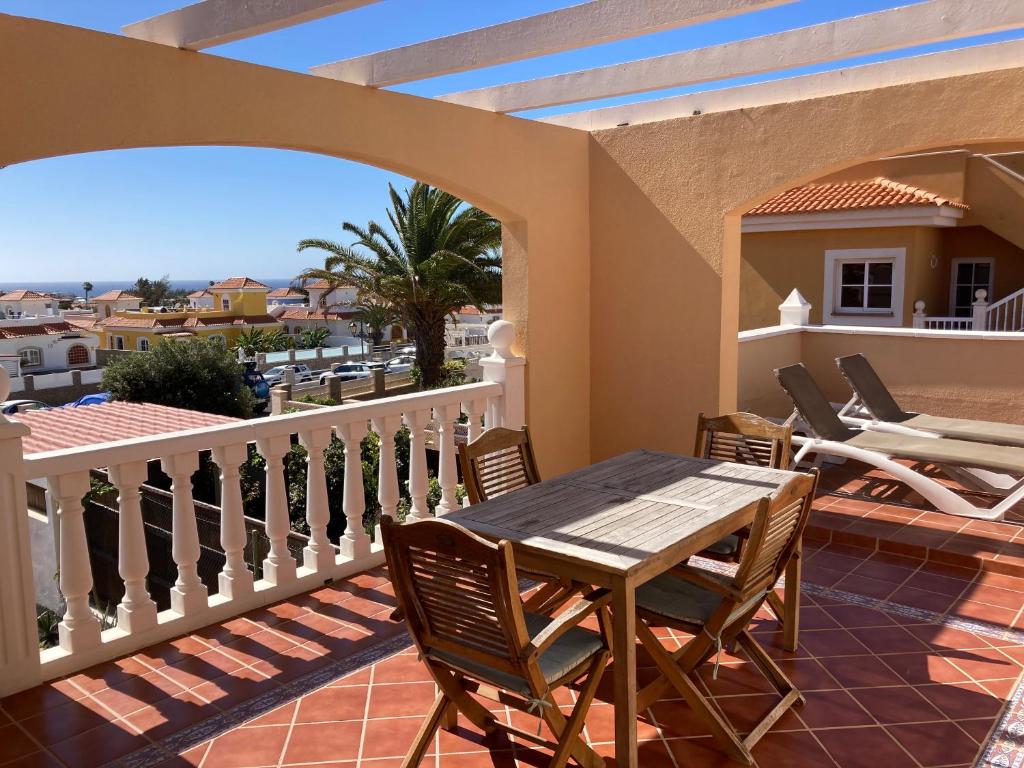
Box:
747, 176, 970, 216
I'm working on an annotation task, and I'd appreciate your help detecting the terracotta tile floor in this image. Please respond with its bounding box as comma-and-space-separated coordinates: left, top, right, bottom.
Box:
3, 469, 1024, 768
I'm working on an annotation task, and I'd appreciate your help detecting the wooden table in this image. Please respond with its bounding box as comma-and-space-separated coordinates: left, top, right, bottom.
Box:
446, 449, 804, 768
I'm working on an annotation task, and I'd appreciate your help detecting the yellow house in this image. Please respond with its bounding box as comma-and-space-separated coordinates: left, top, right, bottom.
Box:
95, 277, 283, 351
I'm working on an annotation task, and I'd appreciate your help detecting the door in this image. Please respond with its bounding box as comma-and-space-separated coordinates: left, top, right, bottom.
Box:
950, 258, 994, 317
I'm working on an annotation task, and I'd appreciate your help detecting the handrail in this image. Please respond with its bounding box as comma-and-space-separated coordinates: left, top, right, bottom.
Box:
985, 286, 1024, 332
23, 380, 501, 479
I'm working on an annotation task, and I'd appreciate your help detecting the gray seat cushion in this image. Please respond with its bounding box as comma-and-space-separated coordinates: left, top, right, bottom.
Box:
635, 573, 725, 625
701, 534, 740, 557
429, 612, 604, 696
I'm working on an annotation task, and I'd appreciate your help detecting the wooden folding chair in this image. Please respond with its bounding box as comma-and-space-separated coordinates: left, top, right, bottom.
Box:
458, 426, 577, 613
635, 470, 818, 766
381, 516, 612, 768
693, 412, 802, 650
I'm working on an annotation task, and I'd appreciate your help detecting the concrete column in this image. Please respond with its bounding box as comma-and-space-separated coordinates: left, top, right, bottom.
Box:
972, 289, 989, 331
913, 300, 927, 329
373, 368, 385, 396
22, 375, 34, 393
479, 321, 526, 430
778, 289, 811, 327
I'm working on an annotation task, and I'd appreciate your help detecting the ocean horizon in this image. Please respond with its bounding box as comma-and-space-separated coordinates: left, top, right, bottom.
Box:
0, 279, 295, 298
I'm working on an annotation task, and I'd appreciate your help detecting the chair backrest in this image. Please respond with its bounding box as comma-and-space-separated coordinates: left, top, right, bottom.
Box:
381, 516, 531, 678
733, 469, 818, 599
774, 363, 858, 442
694, 412, 792, 470
835, 354, 910, 423
459, 426, 541, 504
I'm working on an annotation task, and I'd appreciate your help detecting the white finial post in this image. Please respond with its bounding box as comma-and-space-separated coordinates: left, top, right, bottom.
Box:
480, 321, 525, 429
778, 289, 811, 327
913, 300, 927, 329
972, 289, 989, 331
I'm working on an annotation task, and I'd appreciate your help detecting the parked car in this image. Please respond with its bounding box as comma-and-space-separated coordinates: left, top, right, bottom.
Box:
1, 399, 50, 415
325, 362, 374, 383
241, 362, 270, 413
396, 345, 416, 355
263, 364, 313, 386
384, 355, 415, 373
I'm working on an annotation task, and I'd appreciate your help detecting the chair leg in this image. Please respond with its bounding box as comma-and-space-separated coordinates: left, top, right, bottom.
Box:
441, 700, 458, 731
401, 691, 449, 768
765, 550, 801, 652
428, 664, 499, 734
736, 630, 803, 703
636, 622, 754, 766
547, 652, 608, 768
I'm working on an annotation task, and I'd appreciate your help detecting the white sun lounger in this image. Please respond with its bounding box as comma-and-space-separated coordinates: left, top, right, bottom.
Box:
775, 363, 1024, 521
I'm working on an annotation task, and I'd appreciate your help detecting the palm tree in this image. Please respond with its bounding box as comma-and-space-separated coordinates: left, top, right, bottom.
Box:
353, 298, 400, 347
298, 326, 330, 349
234, 327, 291, 356
82, 281, 93, 302
298, 182, 501, 387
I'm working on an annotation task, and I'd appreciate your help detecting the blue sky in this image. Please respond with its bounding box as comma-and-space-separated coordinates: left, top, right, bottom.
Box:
2, 0, 1021, 282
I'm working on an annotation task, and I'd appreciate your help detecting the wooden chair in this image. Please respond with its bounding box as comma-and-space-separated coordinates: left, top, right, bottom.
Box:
458, 426, 576, 613
634, 470, 819, 765
381, 516, 612, 768
694, 412, 802, 650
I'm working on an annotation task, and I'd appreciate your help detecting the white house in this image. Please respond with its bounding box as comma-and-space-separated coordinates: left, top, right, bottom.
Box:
446, 305, 502, 346
187, 289, 215, 309
92, 290, 142, 319
303, 278, 359, 310
0, 318, 99, 373
266, 287, 307, 307
0, 290, 55, 319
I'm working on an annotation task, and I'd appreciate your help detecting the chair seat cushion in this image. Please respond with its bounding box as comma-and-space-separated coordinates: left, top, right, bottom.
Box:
430, 612, 604, 697
701, 534, 740, 557
636, 573, 725, 626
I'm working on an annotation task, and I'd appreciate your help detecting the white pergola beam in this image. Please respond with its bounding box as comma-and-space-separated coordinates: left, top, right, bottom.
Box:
311, 0, 793, 86
440, 0, 1024, 113
539, 38, 1024, 131
123, 0, 381, 50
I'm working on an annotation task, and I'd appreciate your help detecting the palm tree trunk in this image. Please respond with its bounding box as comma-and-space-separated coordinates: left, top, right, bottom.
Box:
414, 316, 447, 388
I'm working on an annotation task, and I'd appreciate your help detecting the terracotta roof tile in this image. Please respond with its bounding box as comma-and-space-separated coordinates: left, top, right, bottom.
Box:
279, 308, 356, 321
99, 316, 186, 329
267, 288, 305, 298
0, 290, 49, 301
13, 401, 239, 455
187, 289, 212, 298
0, 321, 82, 339
747, 177, 970, 216
180, 314, 282, 328
209, 277, 270, 290
92, 290, 141, 301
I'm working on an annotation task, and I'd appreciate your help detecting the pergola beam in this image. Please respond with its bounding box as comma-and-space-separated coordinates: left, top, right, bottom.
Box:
539, 38, 1024, 131
123, 0, 381, 50
311, 0, 793, 86
440, 0, 1024, 113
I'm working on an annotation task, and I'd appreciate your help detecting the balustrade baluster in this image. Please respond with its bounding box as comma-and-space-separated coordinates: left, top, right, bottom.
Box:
464, 399, 485, 442
298, 427, 335, 572
372, 415, 402, 526
160, 452, 208, 615
255, 435, 297, 585
434, 403, 461, 515
403, 409, 432, 521
338, 421, 370, 558
108, 461, 158, 633
47, 471, 102, 652
211, 444, 254, 598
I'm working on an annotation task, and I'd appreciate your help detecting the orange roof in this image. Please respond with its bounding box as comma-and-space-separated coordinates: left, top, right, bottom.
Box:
65, 317, 99, 331
13, 401, 239, 455
302, 278, 354, 290
0, 290, 49, 301
209, 277, 270, 290
267, 287, 305, 298
279, 308, 356, 321
99, 316, 186, 329
747, 177, 970, 216
187, 289, 212, 299
92, 290, 141, 301
181, 314, 281, 328
0, 321, 82, 339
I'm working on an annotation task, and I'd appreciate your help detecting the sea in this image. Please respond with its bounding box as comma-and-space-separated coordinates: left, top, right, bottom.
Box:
0, 279, 295, 299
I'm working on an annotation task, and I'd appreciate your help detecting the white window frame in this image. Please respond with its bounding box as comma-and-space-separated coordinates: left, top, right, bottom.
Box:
18, 347, 42, 368
137, 337, 150, 352
949, 257, 994, 317
823, 248, 906, 327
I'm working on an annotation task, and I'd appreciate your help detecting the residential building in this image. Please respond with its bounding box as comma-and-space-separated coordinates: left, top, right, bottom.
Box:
91, 289, 142, 319
94, 277, 282, 350
266, 286, 306, 306
186, 288, 214, 309
446, 305, 501, 345
0, 289, 55, 318
303, 277, 358, 309
0, 316, 98, 372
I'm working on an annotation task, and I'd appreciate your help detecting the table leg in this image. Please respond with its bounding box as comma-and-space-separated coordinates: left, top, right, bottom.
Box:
783, 545, 801, 652
612, 579, 638, 768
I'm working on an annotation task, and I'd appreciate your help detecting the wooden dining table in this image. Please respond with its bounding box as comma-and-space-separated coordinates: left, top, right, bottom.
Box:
445, 448, 805, 768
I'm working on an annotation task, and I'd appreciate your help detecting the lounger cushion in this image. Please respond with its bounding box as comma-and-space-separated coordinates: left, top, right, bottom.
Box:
901, 414, 1024, 449
847, 430, 1024, 475
635, 573, 725, 625
429, 612, 603, 695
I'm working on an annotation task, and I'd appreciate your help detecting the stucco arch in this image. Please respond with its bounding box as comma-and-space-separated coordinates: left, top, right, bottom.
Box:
0, 14, 593, 474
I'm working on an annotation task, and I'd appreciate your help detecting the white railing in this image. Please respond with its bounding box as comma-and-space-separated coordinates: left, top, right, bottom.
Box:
984, 287, 1024, 332
0, 321, 525, 695
921, 316, 974, 331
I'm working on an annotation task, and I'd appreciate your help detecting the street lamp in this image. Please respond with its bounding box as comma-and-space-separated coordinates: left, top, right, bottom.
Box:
349, 320, 366, 360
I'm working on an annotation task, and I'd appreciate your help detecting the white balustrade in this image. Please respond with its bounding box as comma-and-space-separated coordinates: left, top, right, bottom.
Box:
160, 452, 208, 615
2, 323, 525, 694
108, 461, 158, 633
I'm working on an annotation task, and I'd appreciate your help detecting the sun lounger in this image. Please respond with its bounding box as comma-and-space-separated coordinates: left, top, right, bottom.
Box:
836, 353, 1024, 448
775, 362, 1024, 521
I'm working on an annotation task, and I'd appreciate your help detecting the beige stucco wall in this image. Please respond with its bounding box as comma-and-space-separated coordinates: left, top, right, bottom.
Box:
738, 328, 1024, 425
0, 14, 592, 476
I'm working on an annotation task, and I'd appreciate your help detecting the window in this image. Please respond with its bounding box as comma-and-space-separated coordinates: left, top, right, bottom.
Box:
66, 344, 89, 366
823, 249, 906, 327
18, 347, 42, 368
950, 258, 993, 317
221, 297, 231, 311
137, 338, 150, 352
113, 336, 125, 351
